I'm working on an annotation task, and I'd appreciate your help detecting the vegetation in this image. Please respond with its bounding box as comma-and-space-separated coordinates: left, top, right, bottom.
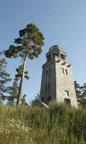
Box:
5, 23, 44, 105
75, 81, 86, 107
0, 103, 86, 144
0, 51, 11, 103
7, 78, 19, 105
0, 23, 86, 144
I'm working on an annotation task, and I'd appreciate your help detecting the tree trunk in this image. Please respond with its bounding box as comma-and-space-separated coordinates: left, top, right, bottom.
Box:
17, 55, 26, 105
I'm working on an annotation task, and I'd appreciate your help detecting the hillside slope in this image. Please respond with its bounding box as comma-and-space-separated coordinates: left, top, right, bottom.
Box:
0, 103, 86, 144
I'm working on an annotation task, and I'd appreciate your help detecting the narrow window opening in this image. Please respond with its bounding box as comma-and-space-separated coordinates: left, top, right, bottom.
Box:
65, 90, 69, 96
62, 68, 64, 74
49, 68, 51, 75
48, 82, 50, 90
47, 54, 51, 61
45, 84, 47, 91
53, 53, 55, 58
46, 70, 48, 76
65, 69, 68, 75
61, 54, 65, 60
53, 53, 59, 58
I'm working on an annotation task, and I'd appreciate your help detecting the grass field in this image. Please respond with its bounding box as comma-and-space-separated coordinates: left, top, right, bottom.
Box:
0, 103, 86, 144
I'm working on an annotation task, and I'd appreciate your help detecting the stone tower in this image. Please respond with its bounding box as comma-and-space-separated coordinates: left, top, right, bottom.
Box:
40, 45, 78, 107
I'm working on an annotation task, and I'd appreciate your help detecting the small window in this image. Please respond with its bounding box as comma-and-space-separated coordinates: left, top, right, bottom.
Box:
61, 54, 65, 60
62, 68, 64, 74
65, 90, 69, 96
52, 54, 54, 58
46, 70, 48, 76
48, 82, 50, 90
45, 84, 47, 91
49, 68, 51, 75
56, 53, 59, 57
47, 54, 51, 61
64, 98, 70, 105
65, 69, 68, 75
53, 53, 59, 58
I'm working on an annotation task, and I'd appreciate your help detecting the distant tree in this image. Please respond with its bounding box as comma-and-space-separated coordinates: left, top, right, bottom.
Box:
21, 94, 28, 105
31, 92, 41, 106
0, 51, 11, 102
74, 81, 86, 107
80, 83, 86, 107
74, 81, 81, 103
7, 78, 18, 105
5, 23, 44, 105
7, 64, 29, 105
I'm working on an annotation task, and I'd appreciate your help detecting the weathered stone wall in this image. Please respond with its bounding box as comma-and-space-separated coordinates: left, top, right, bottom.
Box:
40, 59, 56, 103
55, 57, 78, 107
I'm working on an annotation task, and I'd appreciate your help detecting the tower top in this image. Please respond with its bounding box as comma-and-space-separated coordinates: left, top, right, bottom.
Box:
49, 45, 66, 55
46, 45, 67, 62
49, 45, 62, 50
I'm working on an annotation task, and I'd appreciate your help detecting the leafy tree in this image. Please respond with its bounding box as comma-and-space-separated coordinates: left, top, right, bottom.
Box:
5, 23, 44, 105
0, 52, 11, 102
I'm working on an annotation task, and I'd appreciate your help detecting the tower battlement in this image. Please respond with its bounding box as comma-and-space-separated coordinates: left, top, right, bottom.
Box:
46, 45, 67, 62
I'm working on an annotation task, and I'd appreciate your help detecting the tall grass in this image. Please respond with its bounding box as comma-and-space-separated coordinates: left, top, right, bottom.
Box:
0, 103, 86, 144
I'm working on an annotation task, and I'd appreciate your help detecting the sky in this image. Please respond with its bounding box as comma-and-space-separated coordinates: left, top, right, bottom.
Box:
0, 0, 86, 103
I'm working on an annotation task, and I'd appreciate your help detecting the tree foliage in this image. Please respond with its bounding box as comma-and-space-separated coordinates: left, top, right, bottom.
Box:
0, 52, 11, 102
7, 78, 19, 104
21, 94, 28, 105
5, 23, 44, 59
80, 83, 86, 107
15, 65, 29, 80
74, 81, 86, 107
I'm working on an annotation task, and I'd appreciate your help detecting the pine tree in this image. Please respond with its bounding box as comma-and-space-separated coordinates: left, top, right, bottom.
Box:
74, 81, 86, 107
7, 65, 29, 105
7, 78, 18, 104
15, 65, 29, 80
5, 23, 44, 105
0, 51, 11, 102
80, 83, 86, 107
21, 94, 28, 105
74, 81, 81, 104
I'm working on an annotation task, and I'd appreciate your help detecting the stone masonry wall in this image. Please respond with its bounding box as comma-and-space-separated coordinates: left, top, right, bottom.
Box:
40, 45, 78, 108
40, 59, 56, 103
55, 57, 78, 107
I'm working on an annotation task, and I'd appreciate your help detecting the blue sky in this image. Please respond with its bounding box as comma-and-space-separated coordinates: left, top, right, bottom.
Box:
0, 0, 86, 103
